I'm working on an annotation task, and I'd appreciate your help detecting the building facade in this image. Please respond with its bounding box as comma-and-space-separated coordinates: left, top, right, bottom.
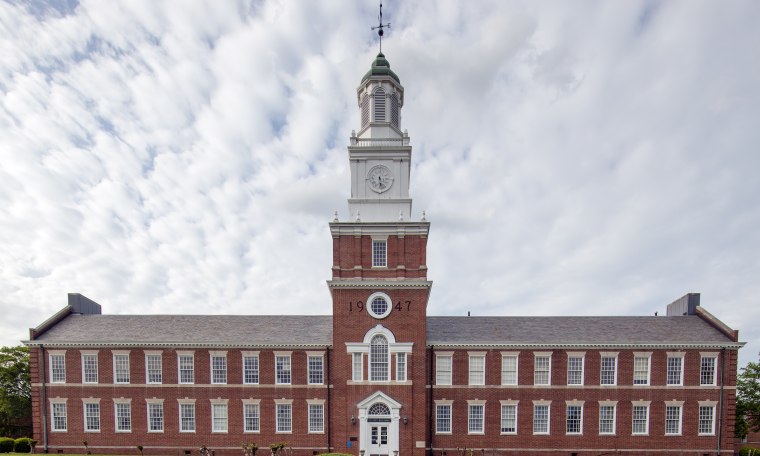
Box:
26, 53, 742, 456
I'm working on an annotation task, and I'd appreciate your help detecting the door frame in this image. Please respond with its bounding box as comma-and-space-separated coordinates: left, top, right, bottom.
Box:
357, 391, 402, 456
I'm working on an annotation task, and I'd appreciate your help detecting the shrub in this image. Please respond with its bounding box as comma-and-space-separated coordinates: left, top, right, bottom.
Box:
14, 438, 33, 453
739, 447, 760, 456
0, 438, 14, 453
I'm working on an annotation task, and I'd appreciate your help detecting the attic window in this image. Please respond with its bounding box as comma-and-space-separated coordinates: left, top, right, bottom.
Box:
374, 88, 386, 121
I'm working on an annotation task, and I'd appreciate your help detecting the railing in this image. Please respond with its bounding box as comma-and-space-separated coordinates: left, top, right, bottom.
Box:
350, 136, 410, 147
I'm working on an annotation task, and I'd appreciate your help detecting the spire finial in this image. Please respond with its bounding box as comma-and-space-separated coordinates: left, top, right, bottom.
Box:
371, 2, 391, 53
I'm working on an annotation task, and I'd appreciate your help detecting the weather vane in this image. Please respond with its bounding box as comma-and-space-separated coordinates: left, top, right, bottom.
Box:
371, 2, 391, 53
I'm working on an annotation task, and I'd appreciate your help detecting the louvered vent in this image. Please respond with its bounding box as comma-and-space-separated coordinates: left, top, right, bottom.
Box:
374, 88, 386, 121
390, 94, 399, 128
361, 94, 369, 128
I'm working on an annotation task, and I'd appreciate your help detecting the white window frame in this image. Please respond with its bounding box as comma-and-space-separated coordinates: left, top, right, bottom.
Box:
372, 238, 387, 268
275, 399, 293, 434
666, 352, 685, 386
633, 352, 652, 386
565, 401, 584, 435
533, 400, 551, 435
50, 399, 67, 432
275, 352, 292, 385
500, 400, 518, 435
243, 399, 261, 433
698, 401, 717, 436
211, 399, 229, 433
501, 352, 518, 386
242, 351, 260, 385
700, 352, 718, 386
177, 351, 195, 384
81, 351, 99, 384
567, 352, 585, 386
307, 352, 324, 385
436, 353, 453, 385
307, 399, 325, 434
534, 352, 552, 386
631, 401, 650, 435
467, 400, 485, 435
146, 399, 164, 433
435, 400, 453, 435
83, 399, 101, 432
178, 400, 196, 433
664, 401, 683, 436
49, 351, 66, 384
114, 399, 132, 433
468, 352, 486, 386
396, 352, 407, 382
599, 352, 618, 386
210, 351, 227, 385
145, 351, 163, 384
352, 353, 363, 382
369, 334, 390, 382
112, 352, 130, 384
598, 401, 617, 435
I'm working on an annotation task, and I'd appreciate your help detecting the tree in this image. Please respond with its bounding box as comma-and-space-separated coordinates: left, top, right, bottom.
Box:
0, 345, 32, 437
736, 361, 760, 439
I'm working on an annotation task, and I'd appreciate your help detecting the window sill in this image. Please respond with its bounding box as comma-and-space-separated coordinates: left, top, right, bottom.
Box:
244, 430, 260, 434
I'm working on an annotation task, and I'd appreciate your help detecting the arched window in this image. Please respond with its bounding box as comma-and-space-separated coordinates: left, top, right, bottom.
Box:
374, 88, 386, 122
370, 334, 389, 381
361, 94, 369, 128
390, 93, 399, 128
368, 403, 391, 416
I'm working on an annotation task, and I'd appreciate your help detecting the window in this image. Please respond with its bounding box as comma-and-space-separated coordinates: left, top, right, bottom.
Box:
632, 403, 649, 435
533, 403, 550, 434
50, 353, 66, 383
370, 335, 389, 381
369, 295, 389, 317
372, 239, 387, 267
665, 403, 682, 435
276, 354, 292, 384
698, 403, 716, 435
178, 353, 194, 384
700, 354, 717, 386
84, 401, 100, 432
435, 403, 452, 434
147, 402, 163, 432
115, 401, 131, 432
179, 403, 195, 432
146, 353, 162, 384
599, 404, 616, 435
352, 353, 363, 382
51, 401, 67, 432
469, 353, 485, 385
308, 355, 324, 385
113, 353, 130, 384
436, 354, 452, 385
567, 353, 584, 385
666, 353, 684, 386
211, 353, 227, 384
276, 403, 292, 433
534, 353, 551, 386
212, 403, 228, 433
308, 403, 324, 433
501, 353, 518, 385
243, 354, 259, 384
244, 402, 260, 433
468, 403, 484, 434
600, 354, 617, 385
373, 88, 386, 122
566, 403, 583, 435
82, 353, 98, 383
396, 353, 407, 382
500, 403, 517, 434
633, 353, 651, 385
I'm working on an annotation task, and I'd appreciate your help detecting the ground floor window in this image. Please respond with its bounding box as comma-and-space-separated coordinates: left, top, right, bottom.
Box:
148, 403, 163, 432
115, 402, 131, 432
501, 404, 517, 434
566, 404, 583, 435
51, 402, 67, 432
180, 403, 195, 432
436, 404, 451, 434
533, 404, 549, 435
698, 405, 715, 435
84, 402, 100, 432
632, 404, 649, 435
599, 404, 616, 435
212, 403, 228, 432
308, 403, 324, 433
665, 404, 682, 435
468, 404, 484, 434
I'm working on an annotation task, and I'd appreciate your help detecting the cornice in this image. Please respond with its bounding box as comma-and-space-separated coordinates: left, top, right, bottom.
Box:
327, 279, 432, 289
428, 342, 744, 350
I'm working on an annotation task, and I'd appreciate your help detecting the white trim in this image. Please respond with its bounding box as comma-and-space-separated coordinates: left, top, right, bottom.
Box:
367, 292, 393, 319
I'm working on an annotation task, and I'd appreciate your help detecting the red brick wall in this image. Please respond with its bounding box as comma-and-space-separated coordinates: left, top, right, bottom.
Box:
332, 234, 427, 279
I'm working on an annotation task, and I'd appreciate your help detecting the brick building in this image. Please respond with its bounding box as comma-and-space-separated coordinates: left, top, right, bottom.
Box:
26, 53, 743, 456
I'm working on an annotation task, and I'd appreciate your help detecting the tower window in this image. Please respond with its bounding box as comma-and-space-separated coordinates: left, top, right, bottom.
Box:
374, 88, 386, 121
361, 94, 369, 128
372, 239, 387, 267
370, 335, 389, 381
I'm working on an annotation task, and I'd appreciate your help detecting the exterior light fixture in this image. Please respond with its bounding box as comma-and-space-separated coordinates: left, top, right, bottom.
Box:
351, 415, 356, 426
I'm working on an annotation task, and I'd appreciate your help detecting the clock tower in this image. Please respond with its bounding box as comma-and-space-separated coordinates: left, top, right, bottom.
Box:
328, 52, 431, 456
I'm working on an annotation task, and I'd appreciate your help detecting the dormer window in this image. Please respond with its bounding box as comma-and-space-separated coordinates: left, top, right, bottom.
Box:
374, 88, 386, 121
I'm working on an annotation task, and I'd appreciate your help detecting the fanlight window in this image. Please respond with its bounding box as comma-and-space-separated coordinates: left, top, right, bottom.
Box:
374, 88, 386, 121
368, 403, 391, 416
370, 334, 389, 381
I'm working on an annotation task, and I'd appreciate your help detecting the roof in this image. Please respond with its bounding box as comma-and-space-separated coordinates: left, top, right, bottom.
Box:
426, 315, 739, 347
362, 53, 400, 84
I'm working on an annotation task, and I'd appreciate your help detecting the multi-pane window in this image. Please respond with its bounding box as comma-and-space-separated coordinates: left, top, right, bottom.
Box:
211, 354, 227, 384
701, 355, 717, 386
469, 354, 485, 385
243, 355, 259, 384
501, 404, 517, 434
633, 354, 651, 385
436, 355, 452, 385
436, 404, 452, 434
632, 404, 649, 435
372, 239, 387, 267
146, 354, 162, 384
599, 404, 616, 435
50, 354, 66, 383
666, 355, 683, 386
113, 354, 130, 384
600, 355, 617, 385
533, 404, 550, 434
534, 354, 551, 385
468, 404, 484, 434
396, 353, 407, 382
276, 404, 292, 433
665, 404, 682, 435
308, 355, 324, 385
147, 402, 163, 432
178, 354, 194, 384
212, 403, 228, 433
370, 335, 389, 381
82, 353, 98, 383
276, 355, 292, 385
244, 403, 260, 432
308, 403, 324, 433
180, 403, 195, 432
566, 404, 583, 434
698, 405, 715, 435
501, 354, 518, 385
352, 353, 363, 382
567, 355, 584, 385
51, 402, 67, 431
84, 402, 100, 432
115, 402, 131, 432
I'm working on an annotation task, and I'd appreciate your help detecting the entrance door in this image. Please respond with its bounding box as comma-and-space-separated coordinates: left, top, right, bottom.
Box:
369, 424, 389, 456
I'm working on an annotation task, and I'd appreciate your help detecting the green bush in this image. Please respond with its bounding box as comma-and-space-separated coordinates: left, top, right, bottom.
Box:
739, 447, 760, 456
0, 438, 14, 453
14, 437, 33, 453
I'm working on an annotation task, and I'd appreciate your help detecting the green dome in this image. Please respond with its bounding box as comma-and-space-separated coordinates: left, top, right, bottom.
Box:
362, 52, 400, 84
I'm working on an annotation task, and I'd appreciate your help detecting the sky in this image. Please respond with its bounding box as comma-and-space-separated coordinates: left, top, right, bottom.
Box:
1, 0, 758, 367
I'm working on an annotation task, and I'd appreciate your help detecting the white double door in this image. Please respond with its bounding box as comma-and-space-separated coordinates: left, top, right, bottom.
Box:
368, 421, 390, 456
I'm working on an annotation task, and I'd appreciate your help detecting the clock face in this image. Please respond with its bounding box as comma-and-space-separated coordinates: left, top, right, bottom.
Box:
367, 165, 393, 193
